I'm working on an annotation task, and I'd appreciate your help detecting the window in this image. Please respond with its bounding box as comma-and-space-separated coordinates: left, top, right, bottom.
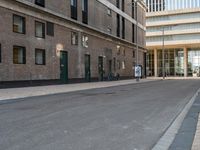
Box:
122, 0, 125, 11
122, 48, 125, 56
117, 14, 120, 37
133, 50, 135, 58
107, 27, 112, 34
122, 17, 125, 39
46, 22, 54, 36
13, 46, 26, 64
71, 32, 78, 45
82, 35, 88, 48
117, 60, 120, 70
35, 49, 45, 65
82, 0, 88, 24
117, 45, 120, 55
71, 0, 77, 20
35, 0, 45, 7
13, 15, 25, 34
71, 0, 77, 6
107, 8, 112, 16
35, 21, 45, 38
116, 0, 120, 8
122, 61, 125, 69
0, 44, 1, 63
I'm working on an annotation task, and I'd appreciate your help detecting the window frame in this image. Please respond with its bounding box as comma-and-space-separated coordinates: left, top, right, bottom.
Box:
35, 21, 45, 39
35, 49, 46, 65
71, 31, 78, 45
13, 14, 26, 34
13, 46, 26, 64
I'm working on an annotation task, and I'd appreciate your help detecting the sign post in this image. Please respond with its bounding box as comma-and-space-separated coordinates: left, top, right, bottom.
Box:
135, 65, 142, 82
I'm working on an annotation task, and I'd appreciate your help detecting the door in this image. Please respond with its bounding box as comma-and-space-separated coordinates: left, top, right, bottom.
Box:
60, 51, 68, 83
85, 54, 91, 82
98, 56, 104, 81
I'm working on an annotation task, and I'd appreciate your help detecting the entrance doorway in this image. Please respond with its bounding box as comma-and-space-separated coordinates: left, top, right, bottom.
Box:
85, 54, 91, 82
98, 56, 104, 81
60, 51, 68, 83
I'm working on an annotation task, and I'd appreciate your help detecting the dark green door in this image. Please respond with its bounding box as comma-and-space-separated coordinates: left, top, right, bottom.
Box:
60, 51, 68, 83
98, 56, 104, 81
85, 54, 91, 82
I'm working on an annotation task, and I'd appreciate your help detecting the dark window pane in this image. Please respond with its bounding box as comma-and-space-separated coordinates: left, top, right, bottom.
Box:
35, 49, 45, 65
13, 15, 25, 34
13, 46, 26, 64
82, 0, 88, 24
47, 22, 54, 36
71, 0, 77, 20
35, 21, 45, 38
35, 0, 45, 7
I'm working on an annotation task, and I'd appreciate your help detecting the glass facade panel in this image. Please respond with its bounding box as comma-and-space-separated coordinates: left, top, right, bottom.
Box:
146, 50, 154, 76
188, 49, 200, 77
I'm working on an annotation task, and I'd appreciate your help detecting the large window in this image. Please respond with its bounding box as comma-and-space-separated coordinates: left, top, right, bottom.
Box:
35, 0, 45, 7
13, 15, 25, 34
71, 0, 77, 20
116, 14, 120, 37
35, 49, 45, 65
13, 46, 26, 64
82, 0, 88, 24
35, 21, 45, 38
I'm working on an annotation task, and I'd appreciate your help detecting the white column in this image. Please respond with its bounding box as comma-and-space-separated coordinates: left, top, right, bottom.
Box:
154, 49, 158, 77
184, 47, 188, 77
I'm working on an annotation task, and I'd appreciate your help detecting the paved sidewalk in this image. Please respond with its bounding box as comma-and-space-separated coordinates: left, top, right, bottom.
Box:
0, 79, 156, 101
192, 114, 200, 150
169, 93, 200, 150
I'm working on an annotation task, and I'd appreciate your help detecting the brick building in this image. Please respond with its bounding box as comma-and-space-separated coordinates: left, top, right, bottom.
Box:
0, 0, 146, 83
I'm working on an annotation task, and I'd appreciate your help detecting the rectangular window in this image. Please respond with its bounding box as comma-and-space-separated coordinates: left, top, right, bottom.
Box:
122, 61, 125, 69
117, 14, 120, 37
132, 24, 135, 43
35, 49, 45, 65
117, 60, 120, 70
0, 44, 1, 63
13, 15, 25, 34
133, 50, 135, 58
35, 0, 45, 7
107, 8, 112, 16
71, 32, 78, 45
116, 0, 120, 8
13, 46, 26, 64
71, 0, 77, 20
35, 21, 45, 38
82, 35, 88, 48
122, 0, 125, 11
122, 17, 125, 39
82, 0, 88, 24
46, 22, 54, 36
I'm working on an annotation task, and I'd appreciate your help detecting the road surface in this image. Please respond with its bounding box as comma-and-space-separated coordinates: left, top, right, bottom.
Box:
0, 80, 200, 150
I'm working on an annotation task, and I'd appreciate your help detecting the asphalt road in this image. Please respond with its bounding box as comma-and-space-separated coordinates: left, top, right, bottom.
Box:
0, 80, 200, 150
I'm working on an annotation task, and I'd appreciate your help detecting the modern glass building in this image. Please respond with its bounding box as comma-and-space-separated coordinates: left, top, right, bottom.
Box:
146, 0, 200, 77
146, 0, 200, 12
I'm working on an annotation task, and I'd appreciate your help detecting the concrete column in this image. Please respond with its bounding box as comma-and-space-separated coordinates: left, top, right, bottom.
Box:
154, 49, 158, 77
184, 47, 188, 77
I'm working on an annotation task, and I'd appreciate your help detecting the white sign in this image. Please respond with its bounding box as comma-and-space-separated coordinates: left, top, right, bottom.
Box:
135, 65, 142, 77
